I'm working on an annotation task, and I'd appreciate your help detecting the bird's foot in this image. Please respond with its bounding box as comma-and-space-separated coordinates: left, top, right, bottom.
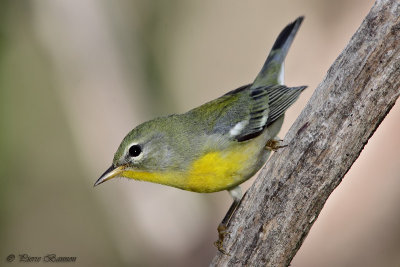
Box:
265, 139, 287, 151
214, 223, 231, 255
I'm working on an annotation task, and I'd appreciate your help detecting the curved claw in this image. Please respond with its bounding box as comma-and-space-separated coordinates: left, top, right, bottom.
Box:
214, 223, 231, 255
265, 139, 288, 151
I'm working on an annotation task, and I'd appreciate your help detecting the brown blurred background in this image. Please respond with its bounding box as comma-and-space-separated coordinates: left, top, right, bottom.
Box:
1, 0, 399, 266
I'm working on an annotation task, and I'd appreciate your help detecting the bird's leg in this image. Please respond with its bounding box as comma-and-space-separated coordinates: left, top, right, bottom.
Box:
214, 186, 243, 254
214, 199, 239, 254
265, 138, 287, 151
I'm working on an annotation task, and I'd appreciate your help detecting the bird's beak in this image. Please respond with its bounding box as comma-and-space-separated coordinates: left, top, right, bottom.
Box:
94, 165, 125, 187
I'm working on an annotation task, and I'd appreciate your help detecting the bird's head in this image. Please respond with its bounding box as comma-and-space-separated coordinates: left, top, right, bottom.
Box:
94, 117, 182, 186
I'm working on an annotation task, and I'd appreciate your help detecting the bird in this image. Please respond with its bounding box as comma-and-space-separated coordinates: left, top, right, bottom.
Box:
95, 16, 306, 253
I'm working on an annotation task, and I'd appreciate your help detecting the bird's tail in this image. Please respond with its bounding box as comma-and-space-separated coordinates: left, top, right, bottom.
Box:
252, 16, 304, 88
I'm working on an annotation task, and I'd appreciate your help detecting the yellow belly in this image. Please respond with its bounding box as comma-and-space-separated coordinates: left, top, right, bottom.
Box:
185, 149, 253, 192
121, 141, 262, 193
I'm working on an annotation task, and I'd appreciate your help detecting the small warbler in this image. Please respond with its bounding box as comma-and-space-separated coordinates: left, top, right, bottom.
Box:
95, 16, 306, 252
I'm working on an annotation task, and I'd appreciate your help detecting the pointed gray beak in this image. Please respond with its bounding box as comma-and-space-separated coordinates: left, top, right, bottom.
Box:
94, 165, 125, 187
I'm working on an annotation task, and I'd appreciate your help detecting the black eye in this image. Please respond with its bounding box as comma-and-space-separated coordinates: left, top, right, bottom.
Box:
128, 145, 142, 157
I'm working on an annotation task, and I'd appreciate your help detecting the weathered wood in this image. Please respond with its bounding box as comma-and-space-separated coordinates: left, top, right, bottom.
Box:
211, 0, 400, 266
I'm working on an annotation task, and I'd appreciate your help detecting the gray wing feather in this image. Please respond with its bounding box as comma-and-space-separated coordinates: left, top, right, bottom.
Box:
234, 84, 306, 142
266, 85, 307, 125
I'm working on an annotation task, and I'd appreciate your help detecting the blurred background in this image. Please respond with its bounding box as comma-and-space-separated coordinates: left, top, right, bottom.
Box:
1, 0, 399, 266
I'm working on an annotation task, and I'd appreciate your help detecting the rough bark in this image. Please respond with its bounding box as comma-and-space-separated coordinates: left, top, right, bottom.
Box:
211, 1, 400, 266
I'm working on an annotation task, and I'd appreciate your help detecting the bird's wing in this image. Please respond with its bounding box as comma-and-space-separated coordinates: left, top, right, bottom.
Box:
186, 84, 305, 142
219, 85, 270, 141
186, 82, 305, 143
224, 84, 306, 142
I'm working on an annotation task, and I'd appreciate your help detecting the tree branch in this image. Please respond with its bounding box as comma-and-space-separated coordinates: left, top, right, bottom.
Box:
210, 1, 400, 266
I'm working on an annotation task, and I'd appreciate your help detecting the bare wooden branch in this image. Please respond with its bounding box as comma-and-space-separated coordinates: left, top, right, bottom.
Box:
211, 0, 400, 266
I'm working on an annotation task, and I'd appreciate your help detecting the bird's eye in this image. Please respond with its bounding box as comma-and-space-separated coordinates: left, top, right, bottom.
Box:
128, 145, 142, 157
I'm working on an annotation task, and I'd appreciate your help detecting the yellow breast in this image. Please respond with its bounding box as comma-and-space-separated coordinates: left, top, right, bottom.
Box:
121, 141, 262, 193
185, 149, 252, 192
